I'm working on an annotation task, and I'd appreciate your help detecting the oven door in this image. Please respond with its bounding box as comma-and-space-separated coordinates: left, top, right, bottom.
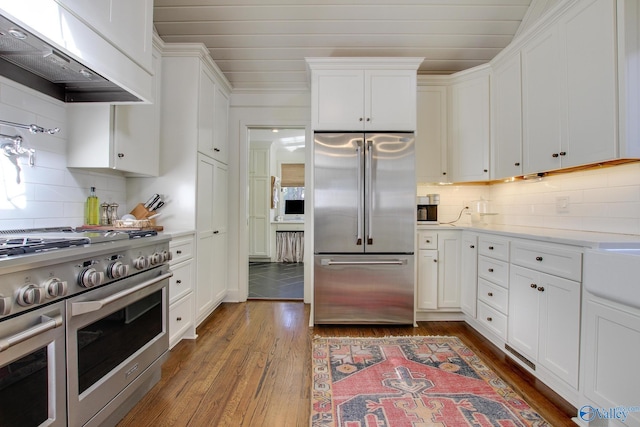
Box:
0, 303, 66, 427
66, 266, 171, 427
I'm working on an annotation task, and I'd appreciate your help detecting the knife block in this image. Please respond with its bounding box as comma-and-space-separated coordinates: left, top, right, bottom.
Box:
130, 203, 156, 225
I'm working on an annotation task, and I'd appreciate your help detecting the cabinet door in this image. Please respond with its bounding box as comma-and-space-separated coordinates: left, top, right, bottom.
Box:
249, 148, 270, 257
197, 65, 216, 157
492, 52, 523, 180
211, 232, 228, 306
460, 232, 478, 317
417, 249, 438, 310
212, 161, 228, 233
450, 73, 490, 182
365, 70, 417, 131
537, 272, 581, 388
113, 45, 161, 176
196, 155, 216, 323
438, 232, 461, 308
522, 28, 563, 174
561, 0, 617, 167
212, 86, 229, 164
57, 0, 153, 71
312, 70, 364, 130
416, 85, 448, 183
508, 265, 540, 361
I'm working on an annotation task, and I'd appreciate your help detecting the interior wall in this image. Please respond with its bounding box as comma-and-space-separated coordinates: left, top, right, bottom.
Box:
0, 76, 127, 230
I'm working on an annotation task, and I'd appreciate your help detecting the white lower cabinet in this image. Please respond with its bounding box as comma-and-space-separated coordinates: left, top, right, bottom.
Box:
582, 295, 640, 427
508, 244, 582, 389
416, 230, 461, 314
459, 231, 478, 317
168, 233, 196, 348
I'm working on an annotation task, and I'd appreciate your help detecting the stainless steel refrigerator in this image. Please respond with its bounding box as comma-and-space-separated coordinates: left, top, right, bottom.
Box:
313, 132, 415, 324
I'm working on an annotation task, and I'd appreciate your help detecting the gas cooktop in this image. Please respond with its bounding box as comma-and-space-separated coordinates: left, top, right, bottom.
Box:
0, 227, 158, 258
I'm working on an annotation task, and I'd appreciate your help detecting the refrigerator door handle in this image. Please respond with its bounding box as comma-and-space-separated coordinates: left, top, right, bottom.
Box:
356, 140, 363, 245
321, 259, 407, 266
366, 139, 373, 245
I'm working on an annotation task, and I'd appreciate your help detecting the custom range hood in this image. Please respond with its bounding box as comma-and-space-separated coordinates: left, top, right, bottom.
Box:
0, 13, 141, 103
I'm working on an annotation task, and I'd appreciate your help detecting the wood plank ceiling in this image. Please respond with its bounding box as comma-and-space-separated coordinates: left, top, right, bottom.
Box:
153, 0, 534, 92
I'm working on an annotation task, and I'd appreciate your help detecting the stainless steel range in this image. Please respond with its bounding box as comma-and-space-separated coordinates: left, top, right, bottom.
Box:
0, 227, 172, 427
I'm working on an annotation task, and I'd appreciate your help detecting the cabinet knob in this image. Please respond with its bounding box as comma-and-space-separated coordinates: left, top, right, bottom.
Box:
442, 172, 447, 175
176, 317, 182, 321
488, 246, 494, 250
469, 245, 475, 249
487, 292, 493, 297
425, 239, 431, 243
535, 256, 543, 261
176, 250, 182, 255
488, 268, 494, 273
515, 162, 520, 166
214, 147, 221, 152
433, 259, 438, 263
486, 317, 493, 322
366, 117, 371, 122
559, 151, 566, 156
176, 280, 182, 284
359, 118, 364, 122
530, 283, 538, 289
538, 286, 545, 292
118, 153, 124, 158
552, 153, 559, 158
214, 230, 220, 234
483, 169, 488, 173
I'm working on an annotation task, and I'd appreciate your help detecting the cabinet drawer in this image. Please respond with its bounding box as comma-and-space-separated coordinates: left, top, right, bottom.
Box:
478, 256, 509, 288
478, 236, 510, 261
511, 241, 582, 281
478, 278, 508, 314
478, 301, 507, 340
418, 231, 438, 250
170, 235, 195, 264
169, 260, 193, 303
169, 293, 194, 349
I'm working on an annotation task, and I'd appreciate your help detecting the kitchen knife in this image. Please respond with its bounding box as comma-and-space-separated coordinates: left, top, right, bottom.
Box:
144, 194, 160, 209
150, 201, 164, 211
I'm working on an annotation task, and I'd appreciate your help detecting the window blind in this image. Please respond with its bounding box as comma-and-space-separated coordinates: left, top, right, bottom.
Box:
281, 163, 305, 187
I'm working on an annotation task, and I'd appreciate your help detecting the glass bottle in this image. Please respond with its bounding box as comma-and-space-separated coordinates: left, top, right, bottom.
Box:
85, 187, 100, 225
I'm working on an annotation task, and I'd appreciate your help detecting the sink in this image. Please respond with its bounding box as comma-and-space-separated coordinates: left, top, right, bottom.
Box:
584, 246, 640, 309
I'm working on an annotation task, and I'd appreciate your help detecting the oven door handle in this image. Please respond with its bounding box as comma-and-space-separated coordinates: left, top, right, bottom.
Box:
0, 314, 63, 352
71, 271, 173, 317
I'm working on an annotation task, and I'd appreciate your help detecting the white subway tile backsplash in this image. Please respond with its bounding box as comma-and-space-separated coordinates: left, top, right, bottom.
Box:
0, 77, 127, 230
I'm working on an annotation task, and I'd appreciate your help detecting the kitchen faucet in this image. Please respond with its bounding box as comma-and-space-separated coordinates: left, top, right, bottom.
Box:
1, 133, 35, 183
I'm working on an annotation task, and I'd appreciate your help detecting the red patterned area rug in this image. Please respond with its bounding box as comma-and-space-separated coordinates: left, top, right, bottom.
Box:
311, 336, 550, 427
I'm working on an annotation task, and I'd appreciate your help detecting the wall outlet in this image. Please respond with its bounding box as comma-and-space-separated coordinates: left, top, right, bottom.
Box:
556, 196, 570, 213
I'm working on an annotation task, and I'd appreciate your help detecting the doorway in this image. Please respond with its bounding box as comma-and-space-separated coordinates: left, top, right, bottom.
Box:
247, 127, 306, 300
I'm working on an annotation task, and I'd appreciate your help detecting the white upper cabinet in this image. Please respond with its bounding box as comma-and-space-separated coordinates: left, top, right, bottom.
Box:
491, 52, 523, 180
522, 0, 628, 174
56, 0, 153, 72
197, 65, 230, 164
308, 58, 423, 131
416, 80, 449, 183
449, 67, 491, 183
66, 43, 162, 176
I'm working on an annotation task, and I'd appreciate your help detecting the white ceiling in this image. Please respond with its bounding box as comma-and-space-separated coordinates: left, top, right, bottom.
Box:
153, 0, 536, 92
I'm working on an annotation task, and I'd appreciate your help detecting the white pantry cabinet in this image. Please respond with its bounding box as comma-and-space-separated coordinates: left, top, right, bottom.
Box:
56, 0, 153, 72
197, 67, 230, 164
415, 80, 449, 183
126, 44, 232, 328
66, 42, 162, 176
307, 58, 423, 131
449, 66, 491, 183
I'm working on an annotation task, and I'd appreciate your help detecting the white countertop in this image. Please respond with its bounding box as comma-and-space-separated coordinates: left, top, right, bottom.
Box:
271, 220, 305, 224
416, 223, 640, 248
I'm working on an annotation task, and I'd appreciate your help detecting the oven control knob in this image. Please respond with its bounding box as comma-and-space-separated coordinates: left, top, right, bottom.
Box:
164, 250, 173, 262
0, 295, 12, 315
150, 252, 163, 265
107, 261, 130, 279
17, 284, 46, 306
133, 256, 149, 270
44, 278, 67, 298
79, 268, 105, 288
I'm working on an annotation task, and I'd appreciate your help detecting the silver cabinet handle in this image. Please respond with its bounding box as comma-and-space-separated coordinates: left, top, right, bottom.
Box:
71, 272, 172, 316
0, 314, 63, 352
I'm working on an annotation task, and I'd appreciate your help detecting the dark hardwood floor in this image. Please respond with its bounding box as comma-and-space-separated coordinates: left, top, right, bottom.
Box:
117, 301, 576, 427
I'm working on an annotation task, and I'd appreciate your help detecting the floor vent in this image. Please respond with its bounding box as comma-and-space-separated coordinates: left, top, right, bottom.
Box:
505, 344, 536, 370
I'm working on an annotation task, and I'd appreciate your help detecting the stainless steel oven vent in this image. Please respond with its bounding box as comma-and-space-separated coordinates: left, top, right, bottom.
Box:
0, 14, 141, 102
